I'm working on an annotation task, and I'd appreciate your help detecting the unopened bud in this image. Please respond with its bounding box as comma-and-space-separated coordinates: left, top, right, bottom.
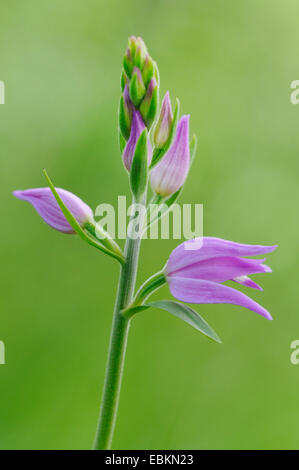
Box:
150, 115, 190, 197
123, 48, 134, 78
119, 84, 134, 140
122, 110, 152, 171
13, 187, 93, 233
129, 67, 146, 107
139, 78, 158, 129
141, 55, 155, 87
153, 92, 173, 148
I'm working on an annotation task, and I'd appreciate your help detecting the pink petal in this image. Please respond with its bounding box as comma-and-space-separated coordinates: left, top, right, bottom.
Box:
13, 187, 93, 233
167, 276, 272, 320
166, 237, 278, 275
167, 256, 271, 282
232, 276, 263, 291
122, 110, 152, 171
150, 115, 190, 197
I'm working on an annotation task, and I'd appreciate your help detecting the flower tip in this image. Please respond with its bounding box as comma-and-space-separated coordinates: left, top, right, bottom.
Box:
13, 190, 22, 198
264, 244, 278, 253
181, 114, 190, 124
13, 190, 28, 201
261, 264, 272, 273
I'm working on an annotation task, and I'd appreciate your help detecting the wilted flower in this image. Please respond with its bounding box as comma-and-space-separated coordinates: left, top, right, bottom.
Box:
164, 237, 278, 320
13, 187, 93, 233
122, 110, 152, 171
153, 92, 173, 148
150, 115, 190, 197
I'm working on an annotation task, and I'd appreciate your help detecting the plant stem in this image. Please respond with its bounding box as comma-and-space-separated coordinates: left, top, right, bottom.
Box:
130, 271, 166, 309
93, 201, 143, 450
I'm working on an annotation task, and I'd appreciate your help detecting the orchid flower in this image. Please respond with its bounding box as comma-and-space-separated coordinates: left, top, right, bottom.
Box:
13, 36, 277, 451
153, 91, 173, 148
13, 187, 93, 233
150, 115, 190, 197
122, 110, 152, 171
165, 237, 278, 320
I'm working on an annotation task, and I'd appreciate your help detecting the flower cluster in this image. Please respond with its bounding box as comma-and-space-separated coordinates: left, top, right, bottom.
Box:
13, 36, 278, 338
13, 35, 278, 450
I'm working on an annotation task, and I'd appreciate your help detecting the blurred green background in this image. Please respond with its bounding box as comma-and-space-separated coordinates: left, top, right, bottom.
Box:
1, 0, 299, 450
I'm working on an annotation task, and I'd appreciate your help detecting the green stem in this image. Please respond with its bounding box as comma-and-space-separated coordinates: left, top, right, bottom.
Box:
130, 271, 166, 308
93, 200, 144, 450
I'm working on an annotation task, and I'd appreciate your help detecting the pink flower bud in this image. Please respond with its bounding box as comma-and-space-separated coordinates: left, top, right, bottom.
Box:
150, 115, 190, 197
13, 187, 93, 233
153, 92, 173, 148
122, 110, 152, 171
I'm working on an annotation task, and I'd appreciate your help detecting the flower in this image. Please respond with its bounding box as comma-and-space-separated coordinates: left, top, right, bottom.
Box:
150, 115, 190, 197
13, 187, 93, 233
153, 91, 173, 148
122, 110, 152, 171
164, 237, 278, 320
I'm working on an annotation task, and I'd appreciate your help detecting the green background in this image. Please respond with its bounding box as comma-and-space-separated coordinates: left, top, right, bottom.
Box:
1, 0, 298, 450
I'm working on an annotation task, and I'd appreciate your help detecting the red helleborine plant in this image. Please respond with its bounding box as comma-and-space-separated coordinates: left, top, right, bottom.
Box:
13, 36, 277, 450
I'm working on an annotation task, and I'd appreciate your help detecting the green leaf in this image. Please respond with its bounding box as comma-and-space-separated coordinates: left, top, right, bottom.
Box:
122, 305, 149, 317
130, 129, 148, 201
148, 300, 221, 343
43, 170, 125, 264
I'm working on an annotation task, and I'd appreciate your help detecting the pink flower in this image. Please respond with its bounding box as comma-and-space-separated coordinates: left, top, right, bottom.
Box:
13, 187, 93, 233
150, 115, 190, 197
122, 110, 152, 171
165, 237, 278, 320
153, 91, 173, 148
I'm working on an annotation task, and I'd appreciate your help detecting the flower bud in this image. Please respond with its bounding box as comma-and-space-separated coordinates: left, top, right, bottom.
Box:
153, 92, 173, 148
139, 78, 158, 129
122, 110, 152, 171
150, 115, 190, 197
121, 36, 159, 119
142, 55, 155, 87
129, 67, 146, 107
123, 48, 134, 78
119, 84, 134, 140
13, 187, 93, 233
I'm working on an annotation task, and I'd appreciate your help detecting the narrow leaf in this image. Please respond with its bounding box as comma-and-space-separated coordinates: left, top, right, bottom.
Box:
149, 300, 221, 343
